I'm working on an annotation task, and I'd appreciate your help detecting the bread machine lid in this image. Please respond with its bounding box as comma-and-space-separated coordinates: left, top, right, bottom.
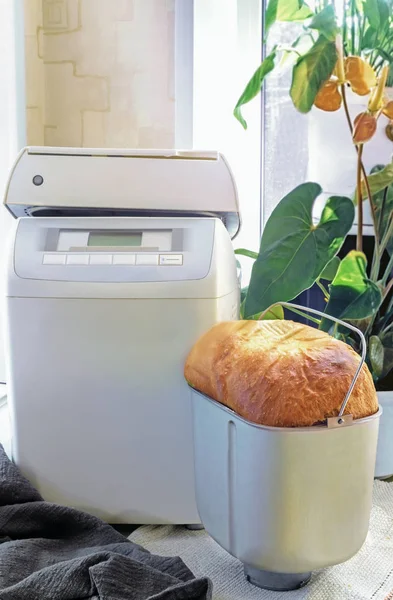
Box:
4, 147, 241, 239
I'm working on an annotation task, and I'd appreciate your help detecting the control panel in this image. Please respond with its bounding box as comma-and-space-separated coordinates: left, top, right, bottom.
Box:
14, 217, 215, 283
42, 253, 183, 266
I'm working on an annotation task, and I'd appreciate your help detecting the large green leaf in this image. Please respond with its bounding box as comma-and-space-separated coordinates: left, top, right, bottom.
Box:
240, 286, 249, 305
362, 164, 393, 254
240, 297, 284, 320
321, 251, 382, 331
363, 0, 390, 30
369, 335, 385, 378
290, 35, 337, 113
359, 161, 393, 200
309, 5, 339, 41
387, 63, 393, 87
246, 305, 285, 321
263, 305, 284, 319
374, 182, 393, 255
375, 47, 393, 62
379, 331, 393, 379
243, 182, 354, 318
265, 0, 313, 35
234, 248, 258, 260
361, 26, 378, 50
234, 49, 277, 129
320, 256, 341, 281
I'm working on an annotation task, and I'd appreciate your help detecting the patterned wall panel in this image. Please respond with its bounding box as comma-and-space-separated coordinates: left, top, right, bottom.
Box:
24, 0, 175, 148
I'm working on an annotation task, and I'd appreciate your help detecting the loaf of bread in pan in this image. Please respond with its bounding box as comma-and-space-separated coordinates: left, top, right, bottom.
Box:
184, 320, 378, 427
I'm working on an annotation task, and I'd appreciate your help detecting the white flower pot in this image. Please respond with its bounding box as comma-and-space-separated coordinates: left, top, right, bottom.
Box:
308, 89, 393, 236
375, 390, 393, 479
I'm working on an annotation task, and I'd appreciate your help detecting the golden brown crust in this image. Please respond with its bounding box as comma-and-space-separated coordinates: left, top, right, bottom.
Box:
184, 320, 378, 427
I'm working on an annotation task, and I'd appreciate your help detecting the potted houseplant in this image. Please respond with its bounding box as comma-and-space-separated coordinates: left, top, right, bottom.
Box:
234, 0, 393, 477
234, 0, 393, 229
307, 0, 393, 205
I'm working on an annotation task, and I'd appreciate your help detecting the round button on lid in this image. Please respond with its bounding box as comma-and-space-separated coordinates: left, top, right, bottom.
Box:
32, 175, 44, 186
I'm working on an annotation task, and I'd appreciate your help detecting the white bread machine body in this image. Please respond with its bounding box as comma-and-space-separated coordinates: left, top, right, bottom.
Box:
4, 148, 240, 524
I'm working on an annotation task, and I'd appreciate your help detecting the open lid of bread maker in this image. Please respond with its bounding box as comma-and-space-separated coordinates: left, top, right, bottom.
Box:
3, 147, 241, 239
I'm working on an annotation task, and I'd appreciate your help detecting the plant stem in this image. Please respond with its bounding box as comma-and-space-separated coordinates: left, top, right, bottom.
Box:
380, 213, 393, 259
341, 84, 379, 272
316, 279, 330, 298
384, 277, 393, 299
386, 292, 393, 316
356, 144, 364, 252
374, 59, 385, 74
380, 292, 393, 331
381, 227, 393, 290
387, 300, 393, 321
341, 83, 353, 134
361, 165, 376, 228
365, 164, 381, 280
286, 307, 321, 325
382, 251, 393, 287
370, 48, 378, 68
377, 187, 388, 239
382, 318, 393, 336
371, 186, 389, 280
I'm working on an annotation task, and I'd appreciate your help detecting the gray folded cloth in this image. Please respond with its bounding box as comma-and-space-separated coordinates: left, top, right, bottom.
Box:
0, 444, 212, 600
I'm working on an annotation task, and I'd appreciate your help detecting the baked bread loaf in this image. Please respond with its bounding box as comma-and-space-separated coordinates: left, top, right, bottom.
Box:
184, 320, 378, 427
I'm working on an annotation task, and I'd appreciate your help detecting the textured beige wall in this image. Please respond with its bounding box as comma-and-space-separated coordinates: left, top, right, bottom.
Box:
24, 0, 175, 148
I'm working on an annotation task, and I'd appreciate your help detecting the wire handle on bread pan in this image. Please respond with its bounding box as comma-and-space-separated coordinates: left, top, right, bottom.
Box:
259, 302, 367, 426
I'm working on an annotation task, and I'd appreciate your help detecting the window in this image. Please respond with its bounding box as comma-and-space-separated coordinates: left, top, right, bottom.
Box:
262, 20, 310, 226
192, 0, 263, 280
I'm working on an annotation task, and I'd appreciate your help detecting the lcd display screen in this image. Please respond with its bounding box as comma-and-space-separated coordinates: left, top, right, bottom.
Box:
88, 232, 143, 247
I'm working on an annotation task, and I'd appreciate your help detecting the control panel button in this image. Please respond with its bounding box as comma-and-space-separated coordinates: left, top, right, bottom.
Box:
136, 254, 159, 266
113, 254, 136, 265
66, 254, 89, 266
89, 254, 113, 265
43, 254, 66, 265
159, 254, 183, 266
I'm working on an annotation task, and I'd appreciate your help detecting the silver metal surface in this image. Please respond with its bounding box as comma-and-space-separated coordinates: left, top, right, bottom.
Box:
191, 389, 381, 575
259, 302, 367, 420
244, 565, 311, 591
327, 414, 354, 428
189, 388, 378, 433
190, 301, 380, 578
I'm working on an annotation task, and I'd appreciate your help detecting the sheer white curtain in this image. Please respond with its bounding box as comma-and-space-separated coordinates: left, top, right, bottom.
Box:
0, 0, 26, 382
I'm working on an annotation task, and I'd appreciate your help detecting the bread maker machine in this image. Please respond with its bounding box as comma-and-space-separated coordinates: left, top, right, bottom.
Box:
190, 303, 381, 591
3, 146, 240, 525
